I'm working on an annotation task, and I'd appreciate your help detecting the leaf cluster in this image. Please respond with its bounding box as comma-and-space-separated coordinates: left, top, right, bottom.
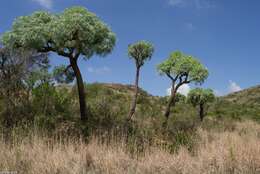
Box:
1, 6, 116, 59
187, 88, 215, 107
157, 51, 208, 84
128, 41, 154, 67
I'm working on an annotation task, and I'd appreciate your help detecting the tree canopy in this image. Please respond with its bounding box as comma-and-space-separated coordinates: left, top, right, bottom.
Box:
157, 51, 208, 85
187, 88, 215, 107
187, 88, 215, 121
1, 6, 116, 59
128, 41, 154, 68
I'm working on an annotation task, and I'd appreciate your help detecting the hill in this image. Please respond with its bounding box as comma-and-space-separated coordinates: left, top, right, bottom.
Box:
56, 82, 260, 124
84, 83, 260, 122
222, 85, 260, 106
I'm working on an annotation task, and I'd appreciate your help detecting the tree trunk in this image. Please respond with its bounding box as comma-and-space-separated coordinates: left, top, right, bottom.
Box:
199, 103, 204, 121
70, 58, 88, 121
163, 84, 177, 125
128, 66, 140, 121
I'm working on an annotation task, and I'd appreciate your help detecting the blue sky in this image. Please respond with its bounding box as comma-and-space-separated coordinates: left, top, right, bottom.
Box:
1, 0, 260, 96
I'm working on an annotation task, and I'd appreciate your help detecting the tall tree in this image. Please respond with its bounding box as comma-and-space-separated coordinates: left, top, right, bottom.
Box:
187, 88, 215, 121
157, 51, 208, 125
1, 7, 116, 121
127, 41, 154, 121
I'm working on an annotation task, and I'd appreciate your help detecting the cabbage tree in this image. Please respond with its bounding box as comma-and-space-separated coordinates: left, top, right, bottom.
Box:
187, 88, 215, 121
127, 41, 154, 120
1, 7, 116, 121
157, 51, 208, 124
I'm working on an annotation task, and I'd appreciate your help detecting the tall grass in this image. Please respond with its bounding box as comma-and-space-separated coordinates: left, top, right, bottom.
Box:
0, 121, 260, 174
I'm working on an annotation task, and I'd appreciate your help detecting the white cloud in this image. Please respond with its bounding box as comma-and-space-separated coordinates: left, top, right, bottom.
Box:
87, 66, 111, 74
168, 0, 215, 9
228, 80, 242, 93
166, 84, 191, 96
213, 81, 242, 96
32, 0, 53, 9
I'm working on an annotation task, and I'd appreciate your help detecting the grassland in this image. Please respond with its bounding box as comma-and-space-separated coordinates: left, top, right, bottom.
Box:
0, 121, 260, 174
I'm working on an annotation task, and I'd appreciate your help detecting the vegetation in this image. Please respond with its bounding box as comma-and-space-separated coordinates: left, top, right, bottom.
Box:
0, 5, 259, 174
2, 6, 116, 121
0, 121, 260, 174
127, 41, 154, 120
157, 51, 208, 125
187, 88, 215, 121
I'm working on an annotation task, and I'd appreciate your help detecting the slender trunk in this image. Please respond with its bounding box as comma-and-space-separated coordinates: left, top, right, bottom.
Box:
163, 84, 177, 126
70, 58, 88, 121
128, 66, 140, 121
199, 103, 204, 121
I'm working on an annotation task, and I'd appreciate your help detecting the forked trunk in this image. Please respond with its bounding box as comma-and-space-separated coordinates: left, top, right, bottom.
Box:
70, 58, 88, 121
128, 66, 140, 121
163, 84, 177, 126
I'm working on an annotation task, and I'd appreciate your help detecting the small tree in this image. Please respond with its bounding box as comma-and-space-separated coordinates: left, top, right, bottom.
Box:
1, 7, 116, 121
187, 88, 215, 121
127, 41, 154, 121
0, 46, 49, 126
157, 51, 208, 124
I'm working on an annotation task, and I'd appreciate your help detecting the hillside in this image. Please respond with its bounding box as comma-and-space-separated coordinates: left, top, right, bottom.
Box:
84, 83, 260, 122
89, 83, 260, 105
222, 85, 260, 106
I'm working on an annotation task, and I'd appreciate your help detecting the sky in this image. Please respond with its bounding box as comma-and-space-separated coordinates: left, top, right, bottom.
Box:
0, 0, 260, 96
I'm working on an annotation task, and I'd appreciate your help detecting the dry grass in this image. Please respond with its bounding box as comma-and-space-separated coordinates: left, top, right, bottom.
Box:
0, 121, 260, 174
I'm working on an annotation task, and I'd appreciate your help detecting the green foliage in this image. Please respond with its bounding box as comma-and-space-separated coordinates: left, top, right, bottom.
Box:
53, 65, 75, 84
0, 47, 51, 126
128, 41, 154, 67
1, 6, 117, 120
157, 51, 208, 84
32, 82, 74, 129
210, 97, 260, 122
175, 93, 186, 103
187, 88, 215, 107
2, 6, 116, 58
159, 93, 186, 106
32, 83, 70, 116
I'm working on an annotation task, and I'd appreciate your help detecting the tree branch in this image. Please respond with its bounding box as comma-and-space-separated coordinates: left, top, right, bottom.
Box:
39, 44, 71, 58
178, 72, 190, 85
166, 72, 176, 82
64, 64, 72, 74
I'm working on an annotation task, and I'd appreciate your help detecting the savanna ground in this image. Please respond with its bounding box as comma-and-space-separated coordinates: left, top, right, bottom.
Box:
0, 120, 260, 174
0, 83, 260, 174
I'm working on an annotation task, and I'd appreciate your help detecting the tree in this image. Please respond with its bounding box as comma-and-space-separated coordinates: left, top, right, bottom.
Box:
0, 46, 49, 126
1, 6, 116, 121
127, 41, 154, 121
157, 51, 208, 124
187, 88, 215, 121
0, 47, 25, 126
